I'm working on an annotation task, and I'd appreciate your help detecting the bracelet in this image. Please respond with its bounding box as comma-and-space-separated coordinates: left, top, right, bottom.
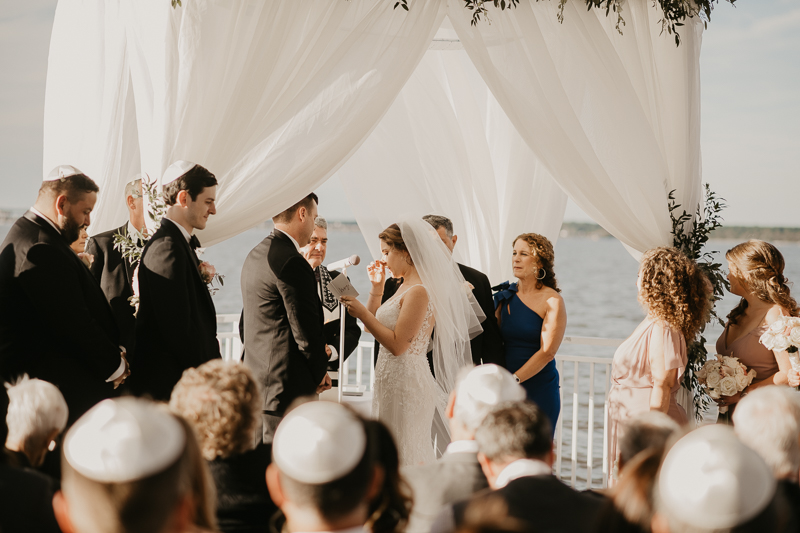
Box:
369, 291, 384, 297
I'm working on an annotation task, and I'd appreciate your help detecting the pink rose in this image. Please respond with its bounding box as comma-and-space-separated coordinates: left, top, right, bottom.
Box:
77, 252, 94, 268
199, 261, 216, 284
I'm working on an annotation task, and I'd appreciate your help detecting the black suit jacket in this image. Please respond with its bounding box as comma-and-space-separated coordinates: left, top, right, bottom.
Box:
0, 211, 121, 423
85, 223, 137, 354
440, 475, 603, 533
323, 269, 362, 372
131, 219, 220, 400
241, 230, 328, 416
374, 263, 505, 370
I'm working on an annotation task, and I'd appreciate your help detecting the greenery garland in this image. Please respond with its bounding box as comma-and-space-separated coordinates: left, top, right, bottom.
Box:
393, 0, 736, 46
668, 184, 729, 420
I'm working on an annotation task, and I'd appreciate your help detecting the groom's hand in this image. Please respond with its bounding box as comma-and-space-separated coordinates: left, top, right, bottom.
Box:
316, 373, 332, 394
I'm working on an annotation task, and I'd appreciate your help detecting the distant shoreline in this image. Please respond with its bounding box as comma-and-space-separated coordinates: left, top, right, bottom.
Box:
2, 208, 798, 242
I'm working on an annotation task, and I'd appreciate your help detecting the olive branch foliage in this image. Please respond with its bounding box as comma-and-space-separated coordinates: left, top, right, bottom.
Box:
669, 184, 729, 420
391, 0, 736, 46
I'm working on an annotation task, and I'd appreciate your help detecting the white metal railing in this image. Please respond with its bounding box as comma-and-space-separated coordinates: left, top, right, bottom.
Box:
217, 314, 627, 489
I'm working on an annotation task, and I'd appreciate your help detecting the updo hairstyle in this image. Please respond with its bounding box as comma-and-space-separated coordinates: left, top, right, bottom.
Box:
379, 223, 413, 266
638, 247, 711, 341
726, 240, 799, 325
512, 233, 560, 293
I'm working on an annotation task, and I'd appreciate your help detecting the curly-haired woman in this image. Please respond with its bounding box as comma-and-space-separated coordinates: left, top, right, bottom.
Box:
170, 359, 276, 533
715, 241, 800, 411
492, 233, 566, 434
607, 247, 711, 485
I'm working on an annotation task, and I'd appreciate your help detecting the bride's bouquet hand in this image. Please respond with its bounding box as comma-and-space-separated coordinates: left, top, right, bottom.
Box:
340, 296, 367, 320
367, 260, 386, 287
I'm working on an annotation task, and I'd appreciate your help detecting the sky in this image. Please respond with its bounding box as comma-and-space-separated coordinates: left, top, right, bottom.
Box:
1, 1, 798, 226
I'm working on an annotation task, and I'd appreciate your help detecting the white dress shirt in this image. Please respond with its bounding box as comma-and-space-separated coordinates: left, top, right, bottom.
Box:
494, 458, 553, 488
444, 440, 479, 455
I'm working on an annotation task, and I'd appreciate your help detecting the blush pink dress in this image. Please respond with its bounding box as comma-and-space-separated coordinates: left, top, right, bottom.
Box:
607, 317, 688, 484
715, 323, 776, 384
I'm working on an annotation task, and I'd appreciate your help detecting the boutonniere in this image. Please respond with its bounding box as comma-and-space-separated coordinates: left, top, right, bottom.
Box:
199, 261, 225, 295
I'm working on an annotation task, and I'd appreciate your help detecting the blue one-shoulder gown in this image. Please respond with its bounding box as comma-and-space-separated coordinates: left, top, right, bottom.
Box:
494, 282, 561, 434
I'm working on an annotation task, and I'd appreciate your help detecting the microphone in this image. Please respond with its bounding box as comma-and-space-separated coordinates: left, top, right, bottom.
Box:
327, 255, 361, 271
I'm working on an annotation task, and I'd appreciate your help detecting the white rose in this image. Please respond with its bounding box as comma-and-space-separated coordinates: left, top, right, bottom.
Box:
773, 334, 792, 352
735, 372, 749, 390
790, 327, 800, 345
786, 317, 800, 328
734, 364, 745, 376
708, 389, 721, 399
719, 376, 738, 396
723, 357, 741, 372
746, 369, 757, 386
770, 318, 787, 334
706, 370, 722, 388
760, 332, 776, 350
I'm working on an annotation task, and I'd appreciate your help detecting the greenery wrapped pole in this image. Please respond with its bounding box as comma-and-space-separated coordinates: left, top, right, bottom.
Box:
669, 184, 729, 421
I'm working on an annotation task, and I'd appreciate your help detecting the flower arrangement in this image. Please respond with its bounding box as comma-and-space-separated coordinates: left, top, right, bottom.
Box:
759, 317, 800, 386
696, 355, 756, 414
199, 260, 225, 295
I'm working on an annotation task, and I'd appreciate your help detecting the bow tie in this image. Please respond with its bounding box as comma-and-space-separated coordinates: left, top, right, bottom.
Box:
189, 235, 202, 251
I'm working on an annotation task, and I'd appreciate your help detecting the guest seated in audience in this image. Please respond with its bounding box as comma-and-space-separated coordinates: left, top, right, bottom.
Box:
171, 359, 275, 533
431, 401, 602, 533
493, 233, 566, 434
52, 397, 215, 533
4, 375, 68, 469
651, 425, 783, 533
607, 247, 711, 486
616, 411, 681, 475
363, 419, 412, 533
266, 401, 383, 533
0, 382, 61, 533
592, 411, 683, 533
403, 364, 525, 533
300, 217, 361, 379
733, 386, 800, 531
715, 241, 799, 414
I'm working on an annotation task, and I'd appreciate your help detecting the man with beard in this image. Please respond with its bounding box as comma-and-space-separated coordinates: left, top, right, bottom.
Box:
0, 165, 129, 424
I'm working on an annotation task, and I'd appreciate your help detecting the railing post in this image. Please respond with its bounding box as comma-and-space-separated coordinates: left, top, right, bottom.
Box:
603, 364, 611, 488
571, 361, 579, 488
587, 363, 595, 489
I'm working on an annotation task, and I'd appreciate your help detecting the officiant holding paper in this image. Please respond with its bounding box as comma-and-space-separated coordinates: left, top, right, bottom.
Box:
301, 217, 361, 378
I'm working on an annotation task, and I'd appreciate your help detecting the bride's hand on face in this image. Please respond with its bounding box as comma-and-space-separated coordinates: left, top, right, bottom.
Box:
340, 296, 368, 320
367, 260, 386, 287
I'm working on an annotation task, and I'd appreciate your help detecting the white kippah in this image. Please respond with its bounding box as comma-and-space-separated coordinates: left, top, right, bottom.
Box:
658, 425, 775, 530
45, 165, 84, 182
454, 364, 525, 428
64, 398, 185, 483
161, 160, 197, 185
273, 401, 366, 484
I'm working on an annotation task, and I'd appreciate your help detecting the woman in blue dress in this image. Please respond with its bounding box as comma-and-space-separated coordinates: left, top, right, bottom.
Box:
493, 233, 566, 433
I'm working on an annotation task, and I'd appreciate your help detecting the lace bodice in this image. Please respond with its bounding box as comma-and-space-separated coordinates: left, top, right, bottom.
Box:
375, 285, 434, 359
373, 284, 437, 466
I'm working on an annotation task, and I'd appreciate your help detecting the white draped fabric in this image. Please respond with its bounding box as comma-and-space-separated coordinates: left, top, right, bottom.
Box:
45, 0, 447, 245
448, 1, 704, 256
337, 46, 567, 283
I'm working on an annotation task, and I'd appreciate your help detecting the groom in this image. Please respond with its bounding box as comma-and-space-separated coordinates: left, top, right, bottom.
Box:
241, 192, 331, 444
131, 161, 221, 400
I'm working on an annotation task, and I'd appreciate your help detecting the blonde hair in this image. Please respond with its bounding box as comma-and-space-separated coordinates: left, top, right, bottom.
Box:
726, 240, 799, 325
638, 247, 711, 341
512, 233, 560, 292
170, 360, 260, 461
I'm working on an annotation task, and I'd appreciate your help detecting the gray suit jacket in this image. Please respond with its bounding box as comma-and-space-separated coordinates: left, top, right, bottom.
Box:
402, 451, 488, 533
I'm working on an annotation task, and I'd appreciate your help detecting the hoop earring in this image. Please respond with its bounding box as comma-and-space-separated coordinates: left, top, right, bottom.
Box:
537, 268, 546, 280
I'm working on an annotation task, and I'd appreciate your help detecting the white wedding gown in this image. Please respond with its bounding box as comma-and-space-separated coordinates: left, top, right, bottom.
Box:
373, 285, 437, 466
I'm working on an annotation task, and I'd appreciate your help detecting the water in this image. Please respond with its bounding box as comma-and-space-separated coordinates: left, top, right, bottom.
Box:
4, 220, 800, 487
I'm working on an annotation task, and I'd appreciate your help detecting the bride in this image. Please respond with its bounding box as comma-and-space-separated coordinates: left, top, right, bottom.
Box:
341, 218, 482, 466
